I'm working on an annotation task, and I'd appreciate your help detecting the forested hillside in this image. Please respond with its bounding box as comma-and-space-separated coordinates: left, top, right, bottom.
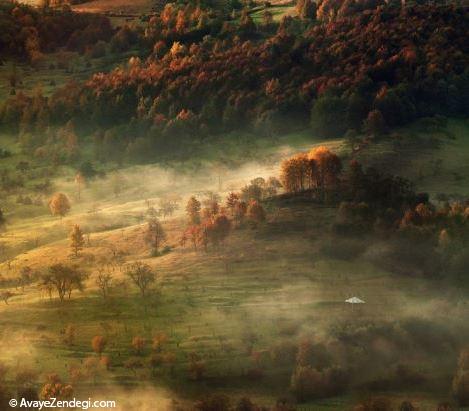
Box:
1, 2, 467, 164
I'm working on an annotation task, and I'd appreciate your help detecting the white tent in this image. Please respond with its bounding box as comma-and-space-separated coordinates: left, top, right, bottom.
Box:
345, 297, 365, 304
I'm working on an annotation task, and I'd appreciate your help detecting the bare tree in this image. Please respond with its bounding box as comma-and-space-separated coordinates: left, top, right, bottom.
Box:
95, 267, 113, 299
158, 197, 179, 219
145, 218, 166, 255
125, 262, 156, 297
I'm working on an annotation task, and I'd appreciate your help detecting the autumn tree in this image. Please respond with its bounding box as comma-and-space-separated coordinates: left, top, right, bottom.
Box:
281, 147, 342, 200
152, 332, 168, 352
132, 336, 146, 355
310, 146, 342, 200
125, 262, 156, 297
41, 264, 87, 302
91, 336, 107, 356
186, 196, 201, 225
281, 154, 311, 193
40, 374, 73, 401
145, 218, 167, 255
175, 10, 187, 33
49, 192, 71, 218
70, 224, 85, 258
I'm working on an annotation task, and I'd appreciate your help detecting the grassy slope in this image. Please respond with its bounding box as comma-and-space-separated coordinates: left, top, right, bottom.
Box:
2, 201, 465, 409
353, 119, 469, 198
0, 120, 469, 408
0, 128, 338, 261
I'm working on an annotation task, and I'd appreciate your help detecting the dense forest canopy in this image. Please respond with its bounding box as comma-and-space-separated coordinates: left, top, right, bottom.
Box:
0, 2, 468, 165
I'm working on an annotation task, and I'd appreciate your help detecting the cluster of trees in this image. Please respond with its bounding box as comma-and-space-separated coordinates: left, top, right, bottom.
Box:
88, 331, 176, 380
280, 146, 421, 210
1, 4, 466, 162
40, 373, 73, 401
182, 190, 267, 251
18, 117, 81, 165
315, 0, 398, 22
125, 262, 156, 297
4, 259, 156, 305
240, 177, 282, 202
333, 166, 469, 279
183, 195, 232, 251
0, 2, 113, 63
278, 146, 469, 280
144, 3, 225, 47
280, 146, 342, 199
40, 263, 88, 301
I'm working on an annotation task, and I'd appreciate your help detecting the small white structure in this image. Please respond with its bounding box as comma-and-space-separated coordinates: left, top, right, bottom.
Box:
345, 297, 365, 304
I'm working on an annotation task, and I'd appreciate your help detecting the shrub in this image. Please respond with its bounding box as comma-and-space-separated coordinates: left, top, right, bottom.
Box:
131, 336, 146, 355
91, 336, 106, 356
